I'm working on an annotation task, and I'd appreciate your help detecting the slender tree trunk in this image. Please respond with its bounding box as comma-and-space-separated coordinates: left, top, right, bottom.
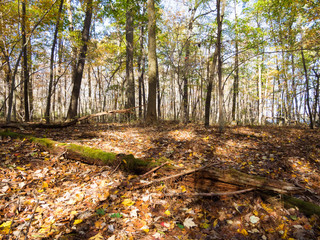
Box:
45, 0, 64, 123
146, 0, 157, 122
125, 3, 135, 118
156, 58, 161, 119
137, 12, 146, 119
22, 0, 30, 121
204, 48, 218, 127
232, 0, 239, 122
67, 0, 93, 120
182, 7, 197, 124
258, 61, 262, 124
301, 48, 313, 129
217, 0, 226, 132
232, 9, 239, 122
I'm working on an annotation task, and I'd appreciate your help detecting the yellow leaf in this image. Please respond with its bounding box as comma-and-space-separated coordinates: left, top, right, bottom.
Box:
213, 219, 218, 227
71, 211, 78, 215
281, 229, 288, 239
38, 189, 44, 193
73, 219, 83, 225
156, 185, 165, 191
180, 186, 186, 192
122, 199, 135, 207
164, 210, 171, 216
237, 228, 248, 236
16, 167, 25, 171
42, 182, 48, 188
200, 222, 210, 229
277, 223, 284, 231
0, 221, 12, 231
253, 210, 258, 216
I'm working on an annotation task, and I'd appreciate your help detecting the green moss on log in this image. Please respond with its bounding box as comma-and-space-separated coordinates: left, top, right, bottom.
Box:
0, 130, 156, 173
283, 194, 320, 217
0, 131, 20, 138
67, 143, 117, 165
30, 137, 56, 148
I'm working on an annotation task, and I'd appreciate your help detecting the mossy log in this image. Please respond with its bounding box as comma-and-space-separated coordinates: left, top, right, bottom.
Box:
282, 194, 320, 217
0, 131, 150, 173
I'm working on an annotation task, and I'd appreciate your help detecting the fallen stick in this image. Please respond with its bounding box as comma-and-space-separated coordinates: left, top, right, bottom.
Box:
164, 188, 255, 197
24, 193, 39, 240
133, 164, 215, 190
140, 161, 169, 177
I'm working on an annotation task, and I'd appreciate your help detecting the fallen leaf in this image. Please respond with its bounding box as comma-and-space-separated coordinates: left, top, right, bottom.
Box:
250, 215, 260, 224
183, 218, 196, 229
237, 228, 248, 236
73, 219, 83, 225
89, 233, 104, 240
122, 199, 135, 207
107, 235, 116, 240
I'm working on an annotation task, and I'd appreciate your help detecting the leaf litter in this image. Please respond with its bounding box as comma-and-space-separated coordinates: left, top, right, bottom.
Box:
0, 123, 320, 239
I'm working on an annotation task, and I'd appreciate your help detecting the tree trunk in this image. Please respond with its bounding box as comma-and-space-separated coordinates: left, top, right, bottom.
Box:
301, 48, 313, 129
217, 0, 226, 132
45, 0, 64, 124
232, 1, 239, 122
125, 3, 135, 119
67, 0, 93, 120
137, 10, 146, 119
204, 48, 218, 127
146, 0, 157, 123
22, 0, 30, 122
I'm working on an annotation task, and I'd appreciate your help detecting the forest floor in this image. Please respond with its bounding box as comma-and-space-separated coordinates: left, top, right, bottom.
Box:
1, 122, 320, 240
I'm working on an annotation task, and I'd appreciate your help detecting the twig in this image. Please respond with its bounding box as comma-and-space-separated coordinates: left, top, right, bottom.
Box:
164, 188, 255, 197
110, 160, 122, 175
24, 193, 39, 240
133, 163, 215, 190
140, 161, 169, 177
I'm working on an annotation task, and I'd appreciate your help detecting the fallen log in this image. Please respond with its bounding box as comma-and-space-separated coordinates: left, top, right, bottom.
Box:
0, 106, 141, 129
0, 131, 151, 174
197, 168, 301, 194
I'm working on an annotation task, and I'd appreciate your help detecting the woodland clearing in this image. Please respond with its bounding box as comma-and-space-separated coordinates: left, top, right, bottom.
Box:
0, 122, 320, 240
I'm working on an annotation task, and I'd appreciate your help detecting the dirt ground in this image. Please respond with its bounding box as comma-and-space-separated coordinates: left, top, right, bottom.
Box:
1, 122, 320, 239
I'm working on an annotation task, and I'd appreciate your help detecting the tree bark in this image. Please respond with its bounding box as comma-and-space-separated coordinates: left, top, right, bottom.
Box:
137, 9, 146, 119
67, 0, 93, 120
125, 3, 135, 119
301, 48, 313, 129
217, 0, 226, 132
22, 0, 30, 122
146, 0, 157, 123
204, 48, 218, 127
45, 0, 64, 124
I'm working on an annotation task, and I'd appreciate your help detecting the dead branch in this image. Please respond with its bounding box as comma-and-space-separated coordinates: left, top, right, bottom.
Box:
133, 164, 215, 190
0, 105, 143, 129
140, 161, 169, 177
164, 188, 255, 197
